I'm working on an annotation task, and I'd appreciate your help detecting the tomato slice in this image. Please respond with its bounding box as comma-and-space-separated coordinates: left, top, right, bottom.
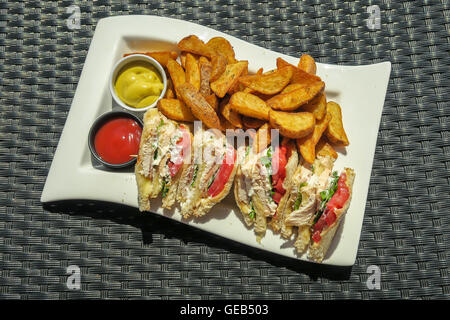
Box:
272, 191, 283, 204
312, 231, 322, 243
272, 146, 287, 184
313, 214, 326, 233
325, 209, 336, 226
327, 173, 348, 210
273, 178, 285, 194
271, 145, 288, 203
312, 172, 350, 241
207, 147, 236, 197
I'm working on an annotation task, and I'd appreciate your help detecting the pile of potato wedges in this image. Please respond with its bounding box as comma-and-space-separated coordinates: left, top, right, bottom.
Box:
126, 35, 350, 164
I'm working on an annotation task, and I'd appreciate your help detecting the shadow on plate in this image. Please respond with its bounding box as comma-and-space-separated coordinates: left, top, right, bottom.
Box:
43, 200, 352, 281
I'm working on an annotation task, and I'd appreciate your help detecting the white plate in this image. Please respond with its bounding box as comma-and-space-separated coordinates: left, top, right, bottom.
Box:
41, 15, 391, 266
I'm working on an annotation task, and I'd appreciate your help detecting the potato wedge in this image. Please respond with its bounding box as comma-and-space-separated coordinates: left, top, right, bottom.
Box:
238, 66, 294, 95
253, 123, 272, 153
219, 114, 237, 131
205, 93, 219, 112
166, 58, 186, 98
276, 57, 297, 69
177, 82, 221, 129
269, 110, 315, 139
242, 116, 265, 129
157, 98, 196, 122
256, 68, 263, 75
164, 78, 176, 99
220, 102, 243, 129
211, 61, 248, 98
243, 87, 254, 94
277, 57, 322, 85
228, 63, 248, 95
266, 81, 325, 111
198, 56, 212, 97
281, 83, 304, 94
230, 91, 270, 121
185, 53, 201, 90
206, 37, 237, 64
123, 51, 178, 68
177, 35, 214, 58
290, 67, 322, 85
180, 52, 187, 69
303, 93, 327, 120
210, 53, 228, 82
316, 137, 338, 160
298, 54, 317, 75
325, 101, 349, 146
296, 113, 331, 163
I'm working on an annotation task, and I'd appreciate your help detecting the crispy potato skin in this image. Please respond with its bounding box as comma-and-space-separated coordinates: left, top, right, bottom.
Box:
303, 93, 327, 120
220, 103, 243, 128
211, 61, 248, 98
269, 110, 315, 139
277, 57, 322, 86
166, 58, 186, 98
206, 37, 237, 64
298, 54, 317, 75
316, 137, 338, 160
266, 81, 325, 111
242, 116, 265, 129
205, 94, 219, 112
198, 57, 212, 97
230, 91, 270, 121
281, 83, 304, 94
177, 82, 221, 129
157, 98, 196, 122
276, 57, 297, 70
252, 123, 272, 153
210, 53, 228, 82
185, 53, 201, 91
238, 66, 293, 95
228, 63, 249, 95
325, 101, 349, 146
164, 78, 176, 99
296, 113, 331, 163
177, 35, 214, 58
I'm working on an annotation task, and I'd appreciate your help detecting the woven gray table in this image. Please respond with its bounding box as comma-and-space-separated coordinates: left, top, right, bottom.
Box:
0, 0, 448, 300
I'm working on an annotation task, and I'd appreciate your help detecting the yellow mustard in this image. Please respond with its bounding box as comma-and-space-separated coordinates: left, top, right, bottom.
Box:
114, 61, 164, 109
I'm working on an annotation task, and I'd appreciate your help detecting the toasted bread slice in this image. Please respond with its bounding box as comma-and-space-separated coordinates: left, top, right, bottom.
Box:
308, 168, 355, 262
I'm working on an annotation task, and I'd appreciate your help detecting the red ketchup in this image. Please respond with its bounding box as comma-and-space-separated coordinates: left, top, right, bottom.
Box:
94, 117, 142, 164
312, 172, 350, 243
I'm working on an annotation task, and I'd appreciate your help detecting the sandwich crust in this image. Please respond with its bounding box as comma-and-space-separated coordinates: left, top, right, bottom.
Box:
268, 142, 298, 237
233, 166, 254, 227
135, 109, 164, 211
308, 167, 355, 262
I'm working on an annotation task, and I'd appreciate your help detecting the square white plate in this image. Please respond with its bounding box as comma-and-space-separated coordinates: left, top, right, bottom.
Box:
41, 15, 391, 266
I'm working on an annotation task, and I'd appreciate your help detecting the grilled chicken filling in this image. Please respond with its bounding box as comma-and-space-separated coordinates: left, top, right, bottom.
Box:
284, 156, 335, 227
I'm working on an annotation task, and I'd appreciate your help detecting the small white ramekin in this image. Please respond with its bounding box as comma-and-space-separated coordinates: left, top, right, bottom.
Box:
109, 54, 167, 112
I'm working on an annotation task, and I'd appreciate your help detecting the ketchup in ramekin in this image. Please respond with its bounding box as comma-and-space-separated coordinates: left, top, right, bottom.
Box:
88, 111, 143, 168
